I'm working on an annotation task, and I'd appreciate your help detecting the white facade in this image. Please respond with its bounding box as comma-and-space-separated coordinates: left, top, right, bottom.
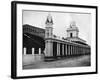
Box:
67, 30, 78, 37
45, 14, 54, 57
67, 21, 79, 38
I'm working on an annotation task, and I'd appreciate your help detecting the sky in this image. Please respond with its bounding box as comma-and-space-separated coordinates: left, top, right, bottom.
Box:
23, 10, 91, 45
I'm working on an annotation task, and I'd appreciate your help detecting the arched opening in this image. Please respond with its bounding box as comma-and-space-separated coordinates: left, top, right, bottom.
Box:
70, 33, 73, 37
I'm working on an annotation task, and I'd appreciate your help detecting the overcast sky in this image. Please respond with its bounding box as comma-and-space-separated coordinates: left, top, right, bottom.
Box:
23, 10, 91, 45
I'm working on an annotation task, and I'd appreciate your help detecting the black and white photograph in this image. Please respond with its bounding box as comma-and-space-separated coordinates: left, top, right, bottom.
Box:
11, 1, 97, 79
22, 10, 91, 69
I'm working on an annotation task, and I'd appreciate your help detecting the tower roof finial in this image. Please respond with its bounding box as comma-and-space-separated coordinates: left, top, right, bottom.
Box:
45, 13, 53, 24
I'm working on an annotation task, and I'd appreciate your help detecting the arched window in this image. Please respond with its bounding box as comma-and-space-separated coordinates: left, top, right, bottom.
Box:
70, 33, 73, 37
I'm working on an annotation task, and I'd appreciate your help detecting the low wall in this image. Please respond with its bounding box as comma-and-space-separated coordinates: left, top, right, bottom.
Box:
22, 54, 44, 66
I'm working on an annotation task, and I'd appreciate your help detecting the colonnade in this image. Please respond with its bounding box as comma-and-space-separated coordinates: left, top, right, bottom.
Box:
23, 40, 90, 59
57, 43, 90, 56
45, 39, 90, 58
23, 47, 42, 55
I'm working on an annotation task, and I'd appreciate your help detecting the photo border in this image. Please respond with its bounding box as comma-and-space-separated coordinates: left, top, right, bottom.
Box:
11, 1, 98, 79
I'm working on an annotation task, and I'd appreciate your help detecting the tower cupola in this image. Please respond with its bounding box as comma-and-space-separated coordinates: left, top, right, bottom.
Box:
67, 21, 79, 38
45, 13, 53, 38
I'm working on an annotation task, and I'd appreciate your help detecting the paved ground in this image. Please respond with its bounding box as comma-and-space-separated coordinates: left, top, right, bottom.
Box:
23, 55, 91, 69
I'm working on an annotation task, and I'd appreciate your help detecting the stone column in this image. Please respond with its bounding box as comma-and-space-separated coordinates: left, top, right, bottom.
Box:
66, 44, 67, 56
79, 47, 81, 54
32, 48, 34, 55
76, 47, 77, 55
80, 47, 81, 54
82, 48, 84, 55
68, 45, 69, 55
83, 48, 85, 55
76, 47, 78, 55
75, 46, 77, 55
74, 46, 75, 55
57, 43, 59, 56
70, 45, 72, 55
72, 45, 73, 55
82, 47, 83, 54
77, 47, 79, 55
67, 45, 69, 55
45, 40, 53, 57
81, 47, 82, 54
78, 47, 79, 55
39, 48, 41, 55
62, 44, 64, 56
73, 46, 74, 55
78, 47, 80, 54
57, 43, 60, 56
71, 45, 73, 55
24, 47, 26, 55
59, 43, 60, 56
